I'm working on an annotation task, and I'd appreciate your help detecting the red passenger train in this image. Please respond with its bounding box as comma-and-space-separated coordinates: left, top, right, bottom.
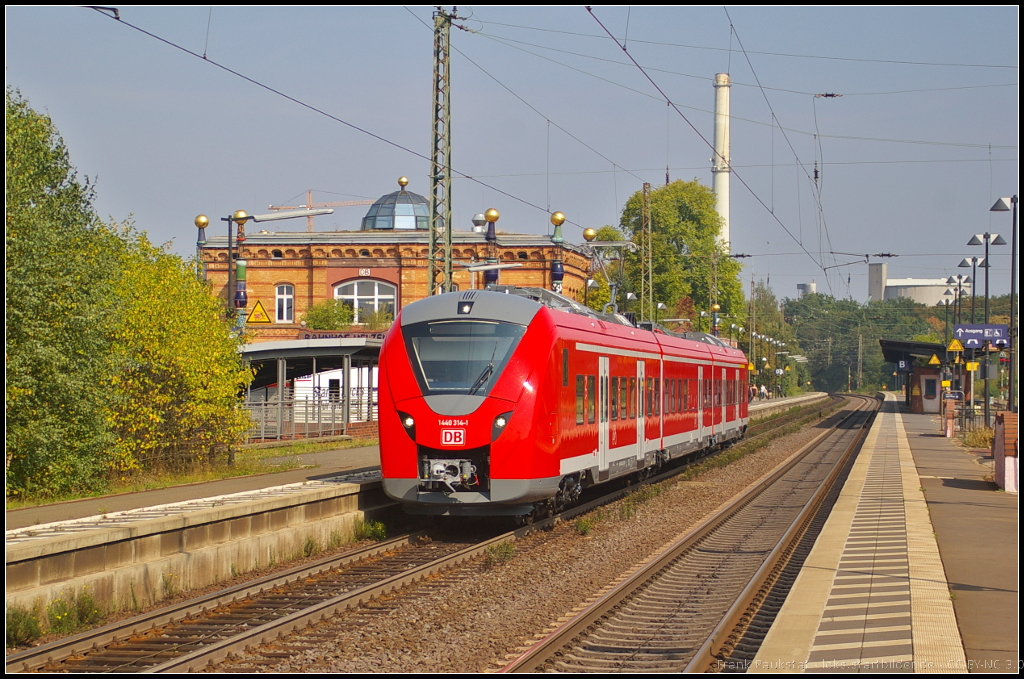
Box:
378, 287, 749, 518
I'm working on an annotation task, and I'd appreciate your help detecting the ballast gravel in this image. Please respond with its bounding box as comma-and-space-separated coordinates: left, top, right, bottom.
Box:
215, 421, 833, 673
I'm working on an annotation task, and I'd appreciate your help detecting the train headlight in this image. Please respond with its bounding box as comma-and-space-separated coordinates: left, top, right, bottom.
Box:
492, 411, 513, 441
398, 411, 416, 440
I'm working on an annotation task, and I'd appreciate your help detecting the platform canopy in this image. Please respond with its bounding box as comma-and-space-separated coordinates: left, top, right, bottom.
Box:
242, 337, 382, 390
878, 338, 949, 366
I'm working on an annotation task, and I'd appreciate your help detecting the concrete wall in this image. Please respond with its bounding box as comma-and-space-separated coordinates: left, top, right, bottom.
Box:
5, 480, 395, 614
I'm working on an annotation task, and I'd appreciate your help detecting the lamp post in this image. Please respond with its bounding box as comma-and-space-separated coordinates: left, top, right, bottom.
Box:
940, 293, 954, 345
968, 231, 1007, 426
990, 196, 1017, 412
711, 303, 721, 336
958, 257, 983, 323
657, 302, 667, 324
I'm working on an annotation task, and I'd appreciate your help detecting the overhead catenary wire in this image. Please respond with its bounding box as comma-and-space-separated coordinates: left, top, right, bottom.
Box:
470, 29, 1016, 150
585, 6, 833, 286
91, 8, 593, 232
473, 18, 1018, 70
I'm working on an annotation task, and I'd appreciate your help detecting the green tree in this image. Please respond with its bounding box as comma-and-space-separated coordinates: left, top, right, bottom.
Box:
619, 180, 743, 322
783, 292, 936, 392
104, 226, 254, 472
302, 299, 354, 330
6, 88, 121, 497
7, 88, 256, 498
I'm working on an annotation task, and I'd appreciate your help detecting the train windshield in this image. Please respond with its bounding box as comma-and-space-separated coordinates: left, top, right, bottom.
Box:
403, 320, 526, 396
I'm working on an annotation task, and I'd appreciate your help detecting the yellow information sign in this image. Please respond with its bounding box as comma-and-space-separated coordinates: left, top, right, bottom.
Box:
947, 338, 964, 352
941, 380, 952, 387
928, 354, 941, 366
246, 300, 272, 324
966, 361, 979, 372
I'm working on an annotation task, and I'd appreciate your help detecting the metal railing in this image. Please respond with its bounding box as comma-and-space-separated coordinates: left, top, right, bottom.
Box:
243, 388, 377, 443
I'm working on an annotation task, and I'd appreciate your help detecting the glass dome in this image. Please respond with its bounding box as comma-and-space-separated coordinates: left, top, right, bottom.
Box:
361, 188, 430, 231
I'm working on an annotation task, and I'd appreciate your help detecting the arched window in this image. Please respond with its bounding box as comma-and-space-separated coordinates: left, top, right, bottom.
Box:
334, 279, 396, 324
276, 284, 294, 323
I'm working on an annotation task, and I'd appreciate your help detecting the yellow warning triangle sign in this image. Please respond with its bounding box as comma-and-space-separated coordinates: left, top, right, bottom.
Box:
947, 338, 964, 352
928, 354, 941, 365
246, 300, 272, 324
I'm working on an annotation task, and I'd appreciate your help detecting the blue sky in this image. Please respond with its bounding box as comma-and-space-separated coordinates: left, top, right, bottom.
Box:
6, 6, 1018, 303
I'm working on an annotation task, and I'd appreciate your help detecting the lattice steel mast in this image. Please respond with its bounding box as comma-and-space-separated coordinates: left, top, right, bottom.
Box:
428, 7, 459, 295
640, 182, 653, 321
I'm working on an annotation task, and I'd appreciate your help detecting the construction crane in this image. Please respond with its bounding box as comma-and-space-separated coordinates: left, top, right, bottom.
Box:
268, 190, 375, 231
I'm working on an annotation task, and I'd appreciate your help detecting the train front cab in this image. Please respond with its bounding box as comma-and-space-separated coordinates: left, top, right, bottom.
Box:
379, 292, 566, 516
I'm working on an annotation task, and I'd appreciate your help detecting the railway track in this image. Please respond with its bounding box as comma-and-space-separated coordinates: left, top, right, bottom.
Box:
7, 394, 845, 674
501, 394, 877, 673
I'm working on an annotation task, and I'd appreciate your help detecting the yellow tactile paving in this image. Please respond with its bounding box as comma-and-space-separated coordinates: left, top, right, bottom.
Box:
894, 406, 968, 673
751, 394, 967, 673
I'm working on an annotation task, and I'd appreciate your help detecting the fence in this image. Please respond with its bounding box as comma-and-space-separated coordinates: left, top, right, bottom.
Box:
244, 387, 377, 443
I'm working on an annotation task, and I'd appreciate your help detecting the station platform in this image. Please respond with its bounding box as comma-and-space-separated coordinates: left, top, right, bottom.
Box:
752, 393, 1018, 673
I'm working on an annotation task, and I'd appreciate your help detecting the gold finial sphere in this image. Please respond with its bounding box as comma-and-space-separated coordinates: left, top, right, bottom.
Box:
232, 210, 249, 226
195, 215, 209, 229
398, 176, 409, 188
712, 303, 721, 311
583, 227, 597, 242
550, 211, 565, 227
484, 208, 500, 223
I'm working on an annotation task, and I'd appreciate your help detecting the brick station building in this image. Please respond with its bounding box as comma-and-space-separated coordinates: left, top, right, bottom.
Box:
199, 180, 593, 343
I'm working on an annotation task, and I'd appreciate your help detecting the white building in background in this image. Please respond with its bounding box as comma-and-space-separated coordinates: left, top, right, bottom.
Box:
868, 262, 967, 307
796, 280, 817, 297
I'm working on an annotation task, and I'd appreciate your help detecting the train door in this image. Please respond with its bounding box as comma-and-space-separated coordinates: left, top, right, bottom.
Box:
599, 356, 610, 471
636, 360, 645, 460
721, 367, 728, 425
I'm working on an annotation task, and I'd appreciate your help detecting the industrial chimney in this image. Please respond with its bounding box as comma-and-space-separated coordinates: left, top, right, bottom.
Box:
713, 73, 731, 249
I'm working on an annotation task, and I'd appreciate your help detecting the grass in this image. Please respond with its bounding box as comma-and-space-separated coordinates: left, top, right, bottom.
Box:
960, 427, 993, 450
484, 540, 516, 568
5, 438, 379, 510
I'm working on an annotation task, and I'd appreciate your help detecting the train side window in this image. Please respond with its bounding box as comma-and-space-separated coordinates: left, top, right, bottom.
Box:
587, 375, 596, 424
682, 379, 689, 411
575, 375, 585, 425
646, 378, 653, 416
619, 378, 627, 420
622, 376, 630, 419
611, 376, 619, 421
562, 348, 569, 387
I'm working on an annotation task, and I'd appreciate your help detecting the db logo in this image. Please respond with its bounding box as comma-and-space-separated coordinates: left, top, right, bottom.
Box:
441, 429, 465, 446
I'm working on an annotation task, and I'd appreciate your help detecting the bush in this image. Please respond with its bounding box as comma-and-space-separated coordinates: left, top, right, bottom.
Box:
302, 299, 354, 330
6, 604, 42, 648
352, 518, 387, 542
45, 589, 102, 635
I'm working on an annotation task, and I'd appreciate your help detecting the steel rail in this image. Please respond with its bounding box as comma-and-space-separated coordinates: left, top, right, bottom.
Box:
501, 395, 876, 672
6, 532, 426, 673
11, 394, 840, 673
683, 394, 878, 672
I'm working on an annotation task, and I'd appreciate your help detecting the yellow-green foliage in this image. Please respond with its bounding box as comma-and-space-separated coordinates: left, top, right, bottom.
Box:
6, 88, 253, 498
104, 227, 254, 472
